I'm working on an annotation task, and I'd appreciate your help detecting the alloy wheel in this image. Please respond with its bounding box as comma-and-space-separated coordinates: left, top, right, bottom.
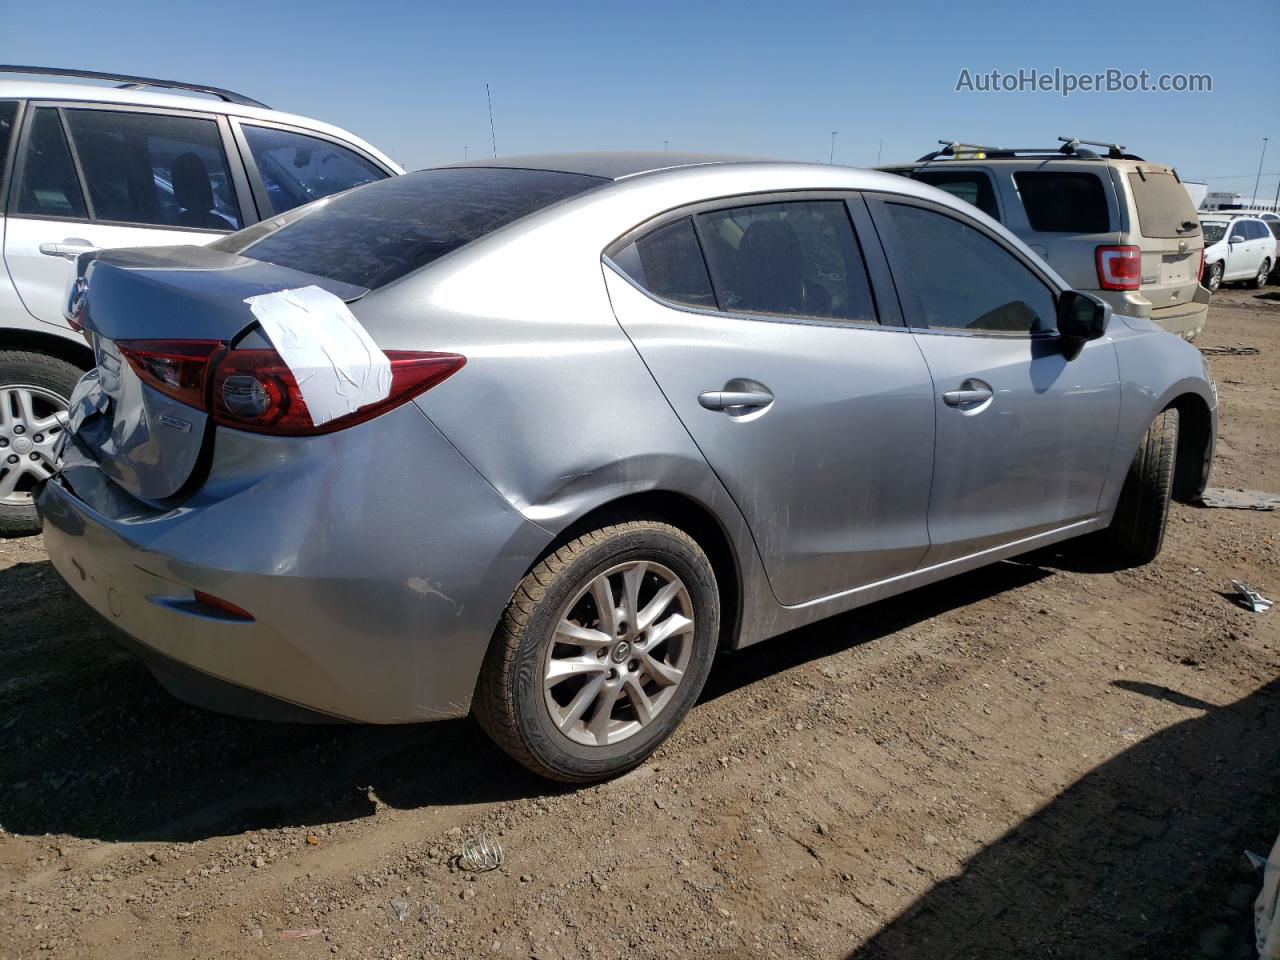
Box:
542, 560, 694, 746
1207, 263, 1222, 292
0, 385, 69, 505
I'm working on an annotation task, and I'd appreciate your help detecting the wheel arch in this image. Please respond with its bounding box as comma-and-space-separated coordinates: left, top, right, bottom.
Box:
0, 327, 94, 371
527, 489, 742, 652
1166, 391, 1214, 503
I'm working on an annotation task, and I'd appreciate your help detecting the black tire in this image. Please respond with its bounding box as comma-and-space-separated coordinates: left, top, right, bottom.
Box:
1106, 408, 1178, 566
0, 350, 84, 537
1248, 258, 1271, 289
1204, 262, 1223, 292
473, 519, 720, 783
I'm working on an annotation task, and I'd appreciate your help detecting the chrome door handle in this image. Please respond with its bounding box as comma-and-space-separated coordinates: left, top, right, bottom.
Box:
39, 239, 97, 261
943, 384, 994, 407
698, 389, 774, 411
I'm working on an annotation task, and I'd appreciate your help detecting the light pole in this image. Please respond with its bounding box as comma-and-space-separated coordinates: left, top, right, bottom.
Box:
829, 131, 837, 164
1252, 137, 1268, 206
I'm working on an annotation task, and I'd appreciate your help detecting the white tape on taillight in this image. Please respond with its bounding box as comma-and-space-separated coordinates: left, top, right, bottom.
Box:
243, 286, 391, 427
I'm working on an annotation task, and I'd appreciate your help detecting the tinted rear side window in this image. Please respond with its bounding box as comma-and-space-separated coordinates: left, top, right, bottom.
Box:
242, 124, 387, 214
217, 167, 604, 289
912, 170, 1000, 221
1126, 171, 1200, 239
1014, 172, 1110, 233
14, 108, 87, 219
63, 109, 242, 230
697, 200, 877, 323
610, 218, 716, 308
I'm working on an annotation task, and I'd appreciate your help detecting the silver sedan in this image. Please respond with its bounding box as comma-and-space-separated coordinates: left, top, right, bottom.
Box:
38, 153, 1216, 781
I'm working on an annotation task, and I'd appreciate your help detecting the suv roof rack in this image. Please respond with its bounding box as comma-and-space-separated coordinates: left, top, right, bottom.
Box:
0, 65, 269, 109
915, 136, 1144, 163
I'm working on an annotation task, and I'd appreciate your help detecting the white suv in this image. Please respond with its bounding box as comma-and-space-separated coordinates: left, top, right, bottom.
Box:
1199, 213, 1276, 291
0, 66, 402, 534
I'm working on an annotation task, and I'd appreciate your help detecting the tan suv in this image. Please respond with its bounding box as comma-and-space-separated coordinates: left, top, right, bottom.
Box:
881, 138, 1209, 339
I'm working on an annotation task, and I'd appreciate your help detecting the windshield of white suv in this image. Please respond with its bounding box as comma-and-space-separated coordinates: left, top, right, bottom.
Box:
1200, 222, 1227, 244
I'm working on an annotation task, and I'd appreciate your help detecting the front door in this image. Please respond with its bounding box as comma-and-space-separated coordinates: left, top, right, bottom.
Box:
604, 198, 935, 606
868, 195, 1121, 565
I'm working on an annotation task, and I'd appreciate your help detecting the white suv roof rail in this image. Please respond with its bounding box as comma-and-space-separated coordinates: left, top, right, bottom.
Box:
0, 64, 269, 109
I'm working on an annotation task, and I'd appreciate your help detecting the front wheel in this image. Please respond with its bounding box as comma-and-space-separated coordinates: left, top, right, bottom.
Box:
1106, 408, 1178, 566
1248, 258, 1271, 289
0, 351, 82, 537
1204, 261, 1223, 292
473, 519, 720, 782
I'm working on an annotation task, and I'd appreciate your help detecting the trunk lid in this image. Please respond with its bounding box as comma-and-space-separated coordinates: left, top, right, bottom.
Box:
66, 245, 367, 501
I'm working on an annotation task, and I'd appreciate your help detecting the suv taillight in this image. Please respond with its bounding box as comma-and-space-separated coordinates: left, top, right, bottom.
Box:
1095, 245, 1141, 291
1198, 246, 1206, 285
117, 340, 465, 434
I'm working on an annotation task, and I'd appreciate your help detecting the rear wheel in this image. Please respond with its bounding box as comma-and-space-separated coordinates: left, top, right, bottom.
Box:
1204, 262, 1223, 292
473, 519, 719, 782
0, 351, 81, 537
1248, 258, 1271, 289
1106, 408, 1178, 566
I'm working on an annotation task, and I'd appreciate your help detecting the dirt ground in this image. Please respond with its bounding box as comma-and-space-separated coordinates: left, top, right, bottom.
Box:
1, 289, 1278, 960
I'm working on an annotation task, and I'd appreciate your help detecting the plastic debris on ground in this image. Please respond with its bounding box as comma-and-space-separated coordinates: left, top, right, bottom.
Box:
1197, 489, 1280, 511
276, 928, 322, 941
389, 897, 410, 922
1199, 345, 1260, 356
456, 832, 504, 873
1230, 580, 1274, 614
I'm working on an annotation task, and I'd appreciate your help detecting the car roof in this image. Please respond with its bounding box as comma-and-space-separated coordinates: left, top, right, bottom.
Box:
444, 151, 758, 181
0, 77, 404, 173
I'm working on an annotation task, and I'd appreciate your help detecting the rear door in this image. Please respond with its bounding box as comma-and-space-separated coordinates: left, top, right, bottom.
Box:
604, 195, 935, 606
867, 193, 1121, 565
2, 103, 251, 327
1120, 167, 1202, 309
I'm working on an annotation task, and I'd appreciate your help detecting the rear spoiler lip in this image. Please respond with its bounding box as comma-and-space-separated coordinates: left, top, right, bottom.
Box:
74, 245, 369, 342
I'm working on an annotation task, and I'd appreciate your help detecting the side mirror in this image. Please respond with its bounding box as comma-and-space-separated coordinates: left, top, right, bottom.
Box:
1229, 233, 1245, 244
1057, 290, 1110, 360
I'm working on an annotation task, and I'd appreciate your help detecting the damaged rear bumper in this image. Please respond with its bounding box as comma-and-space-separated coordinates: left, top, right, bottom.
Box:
38, 403, 547, 723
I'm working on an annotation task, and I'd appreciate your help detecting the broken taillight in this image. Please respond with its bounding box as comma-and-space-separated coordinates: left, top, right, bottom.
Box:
209, 349, 465, 435
114, 340, 464, 435
116, 340, 224, 409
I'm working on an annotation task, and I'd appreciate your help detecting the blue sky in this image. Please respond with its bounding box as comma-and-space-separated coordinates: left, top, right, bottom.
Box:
5, 0, 1276, 198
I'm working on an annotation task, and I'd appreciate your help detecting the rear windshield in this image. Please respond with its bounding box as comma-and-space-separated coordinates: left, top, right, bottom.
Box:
1126, 171, 1200, 239
1014, 171, 1110, 233
212, 167, 605, 289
